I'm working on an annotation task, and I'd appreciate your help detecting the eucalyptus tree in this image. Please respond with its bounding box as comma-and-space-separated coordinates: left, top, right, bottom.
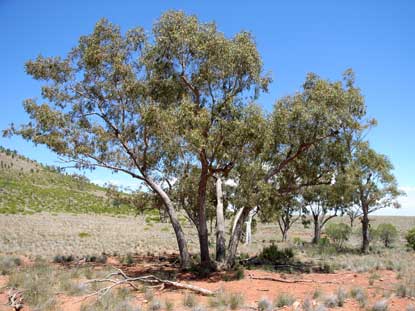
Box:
4, 17, 200, 267
223, 70, 367, 266
6, 11, 272, 268
145, 11, 270, 267
302, 183, 346, 244
348, 142, 403, 253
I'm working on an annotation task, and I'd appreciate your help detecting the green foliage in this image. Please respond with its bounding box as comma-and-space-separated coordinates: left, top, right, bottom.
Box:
53, 254, 75, 263
325, 223, 352, 248
78, 232, 91, 238
122, 253, 134, 266
0, 256, 21, 275
0, 148, 136, 215
405, 228, 415, 250
375, 223, 398, 247
259, 243, 294, 264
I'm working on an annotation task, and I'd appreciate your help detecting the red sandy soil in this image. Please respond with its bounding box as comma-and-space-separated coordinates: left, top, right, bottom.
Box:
1, 257, 414, 311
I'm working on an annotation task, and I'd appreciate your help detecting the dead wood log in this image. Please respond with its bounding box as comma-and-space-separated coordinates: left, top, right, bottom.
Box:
7, 288, 24, 311
248, 273, 340, 284
80, 267, 214, 301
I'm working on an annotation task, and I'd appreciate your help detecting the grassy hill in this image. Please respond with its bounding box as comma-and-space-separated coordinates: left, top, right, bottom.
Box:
0, 146, 136, 215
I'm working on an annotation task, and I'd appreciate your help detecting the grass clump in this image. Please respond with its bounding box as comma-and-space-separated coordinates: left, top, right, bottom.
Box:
350, 287, 367, 308
148, 299, 162, 311
274, 292, 295, 307
183, 293, 198, 308
228, 293, 244, 310
164, 299, 174, 311
208, 290, 228, 308
335, 287, 347, 306
8, 261, 57, 310
80, 288, 135, 311
323, 295, 338, 308
370, 299, 389, 311
257, 298, 272, 311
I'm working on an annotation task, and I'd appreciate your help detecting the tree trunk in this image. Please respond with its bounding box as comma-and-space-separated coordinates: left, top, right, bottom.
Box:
197, 163, 211, 267
245, 213, 253, 245
350, 216, 355, 228
282, 228, 288, 242
226, 208, 249, 267
277, 213, 289, 242
215, 176, 226, 262
312, 215, 321, 244
361, 210, 370, 253
146, 178, 191, 269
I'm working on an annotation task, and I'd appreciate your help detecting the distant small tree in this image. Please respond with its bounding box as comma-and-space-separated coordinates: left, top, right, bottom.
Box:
347, 142, 404, 253
325, 223, 352, 249
376, 223, 398, 248
346, 205, 362, 228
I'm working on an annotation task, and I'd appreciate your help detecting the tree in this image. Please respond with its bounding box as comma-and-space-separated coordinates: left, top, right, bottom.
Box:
275, 196, 304, 242
348, 142, 403, 253
375, 223, 398, 248
6, 11, 273, 269
145, 11, 270, 267
224, 70, 367, 266
5, 17, 197, 268
346, 205, 362, 228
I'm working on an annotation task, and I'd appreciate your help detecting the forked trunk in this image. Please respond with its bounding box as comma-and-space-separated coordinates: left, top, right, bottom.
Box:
215, 176, 226, 262
146, 178, 191, 269
226, 207, 250, 267
281, 228, 288, 242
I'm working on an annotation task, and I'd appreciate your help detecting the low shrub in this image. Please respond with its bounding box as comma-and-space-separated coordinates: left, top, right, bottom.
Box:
0, 256, 21, 275
325, 223, 352, 249
406, 228, 415, 250
259, 243, 294, 264
376, 224, 398, 247
53, 254, 75, 263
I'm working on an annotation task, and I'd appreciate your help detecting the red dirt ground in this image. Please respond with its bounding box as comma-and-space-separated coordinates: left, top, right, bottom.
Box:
1, 258, 414, 311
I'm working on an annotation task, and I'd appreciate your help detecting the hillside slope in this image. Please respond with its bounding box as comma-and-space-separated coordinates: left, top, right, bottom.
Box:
0, 146, 135, 215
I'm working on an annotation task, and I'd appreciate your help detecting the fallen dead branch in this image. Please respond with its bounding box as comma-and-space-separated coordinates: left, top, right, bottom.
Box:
248, 273, 340, 284
80, 267, 214, 301
7, 288, 24, 311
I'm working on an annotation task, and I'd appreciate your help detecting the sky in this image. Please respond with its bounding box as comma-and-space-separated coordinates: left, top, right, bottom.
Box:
0, 0, 414, 215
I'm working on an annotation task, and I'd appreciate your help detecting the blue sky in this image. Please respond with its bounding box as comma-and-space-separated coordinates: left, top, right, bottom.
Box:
1, 0, 414, 215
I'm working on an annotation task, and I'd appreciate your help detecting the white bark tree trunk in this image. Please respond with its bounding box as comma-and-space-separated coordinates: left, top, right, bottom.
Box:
215, 176, 226, 262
